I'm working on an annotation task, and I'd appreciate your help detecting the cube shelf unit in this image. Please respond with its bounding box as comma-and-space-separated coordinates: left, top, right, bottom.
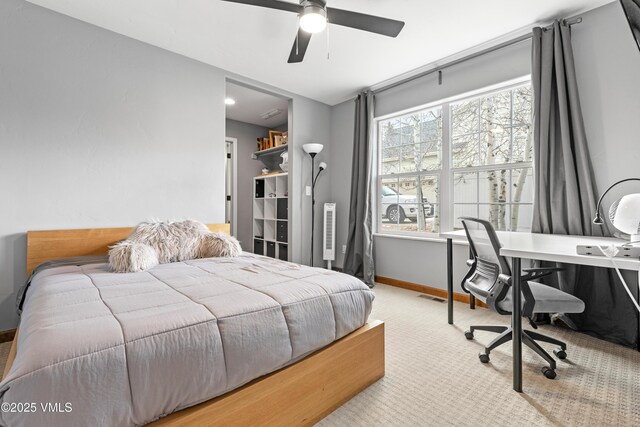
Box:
253, 173, 288, 261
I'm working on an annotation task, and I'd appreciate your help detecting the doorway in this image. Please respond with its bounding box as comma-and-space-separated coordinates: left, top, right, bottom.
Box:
224, 80, 290, 256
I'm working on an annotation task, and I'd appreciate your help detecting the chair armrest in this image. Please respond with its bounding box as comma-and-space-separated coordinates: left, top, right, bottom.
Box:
466, 259, 474, 267
522, 267, 563, 282
522, 267, 564, 273
498, 273, 512, 285
519, 267, 563, 316
520, 280, 536, 318
497, 273, 536, 317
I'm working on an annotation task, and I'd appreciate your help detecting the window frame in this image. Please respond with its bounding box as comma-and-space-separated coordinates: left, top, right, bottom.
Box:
375, 77, 533, 237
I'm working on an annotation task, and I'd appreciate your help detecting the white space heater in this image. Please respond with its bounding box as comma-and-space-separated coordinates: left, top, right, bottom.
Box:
323, 203, 336, 270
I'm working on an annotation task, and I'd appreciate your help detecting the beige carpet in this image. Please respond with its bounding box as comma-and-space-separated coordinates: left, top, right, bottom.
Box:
318, 284, 640, 427
0, 284, 638, 426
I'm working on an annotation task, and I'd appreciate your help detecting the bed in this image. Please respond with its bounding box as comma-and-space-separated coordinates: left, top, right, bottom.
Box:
0, 225, 384, 427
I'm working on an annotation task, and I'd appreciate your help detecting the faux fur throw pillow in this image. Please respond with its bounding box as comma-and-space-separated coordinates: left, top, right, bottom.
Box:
109, 219, 241, 273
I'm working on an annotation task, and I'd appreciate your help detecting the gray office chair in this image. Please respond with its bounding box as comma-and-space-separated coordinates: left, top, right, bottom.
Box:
459, 217, 585, 379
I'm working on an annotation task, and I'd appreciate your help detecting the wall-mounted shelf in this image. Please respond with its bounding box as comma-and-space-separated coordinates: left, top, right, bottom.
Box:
252, 145, 288, 160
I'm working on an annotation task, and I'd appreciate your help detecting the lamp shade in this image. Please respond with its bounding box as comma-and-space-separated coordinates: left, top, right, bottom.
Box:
593, 177, 640, 225
303, 143, 324, 155
609, 193, 640, 240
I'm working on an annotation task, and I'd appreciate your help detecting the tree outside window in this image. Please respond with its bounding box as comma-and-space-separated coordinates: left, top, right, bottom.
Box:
451, 85, 533, 231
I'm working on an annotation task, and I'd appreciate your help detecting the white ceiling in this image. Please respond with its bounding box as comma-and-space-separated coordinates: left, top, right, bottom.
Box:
26, 0, 614, 105
226, 82, 289, 128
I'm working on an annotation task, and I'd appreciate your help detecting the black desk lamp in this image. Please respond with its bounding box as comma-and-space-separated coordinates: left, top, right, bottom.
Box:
303, 143, 327, 267
593, 178, 640, 225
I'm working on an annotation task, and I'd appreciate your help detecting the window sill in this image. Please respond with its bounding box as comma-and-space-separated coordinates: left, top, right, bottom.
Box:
373, 233, 469, 246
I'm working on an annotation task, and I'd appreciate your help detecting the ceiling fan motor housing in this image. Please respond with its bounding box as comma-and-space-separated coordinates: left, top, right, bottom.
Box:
302, 0, 327, 7
302, 3, 327, 19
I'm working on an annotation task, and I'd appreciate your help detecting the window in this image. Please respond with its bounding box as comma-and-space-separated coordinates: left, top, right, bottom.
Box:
379, 107, 442, 234
377, 81, 533, 235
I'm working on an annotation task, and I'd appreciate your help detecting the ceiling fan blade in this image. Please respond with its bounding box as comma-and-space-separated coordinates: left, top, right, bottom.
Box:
287, 29, 312, 63
220, 0, 302, 14
326, 7, 405, 37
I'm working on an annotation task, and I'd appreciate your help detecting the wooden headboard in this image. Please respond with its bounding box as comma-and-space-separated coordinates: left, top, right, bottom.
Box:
26, 224, 230, 275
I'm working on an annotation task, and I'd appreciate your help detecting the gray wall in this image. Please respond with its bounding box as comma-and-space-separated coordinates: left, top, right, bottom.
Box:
329, 99, 355, 268
0, 0, 226, 329
291, 99, 332, 267
225, 119, 269, 252
328, 1, 640, 292
0, 0, 332, 329
572, 2, 640, 203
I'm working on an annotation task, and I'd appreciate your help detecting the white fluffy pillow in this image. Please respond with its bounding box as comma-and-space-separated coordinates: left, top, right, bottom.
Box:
197, 232, 243, 258
108, 220, 241, 273
109, 241, 159, 273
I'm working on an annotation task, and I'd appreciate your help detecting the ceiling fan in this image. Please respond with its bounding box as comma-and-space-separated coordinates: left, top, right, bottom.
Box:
221, 0, 405, 63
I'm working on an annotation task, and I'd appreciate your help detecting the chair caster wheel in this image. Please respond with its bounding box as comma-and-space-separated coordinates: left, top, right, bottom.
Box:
553, 348, 567, 359
465, 330, 474, 340
479, 352, 490, 363
542, 367, 556, 379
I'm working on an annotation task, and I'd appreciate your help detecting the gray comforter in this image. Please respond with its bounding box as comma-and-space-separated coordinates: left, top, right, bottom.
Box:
0, 254, 374, 426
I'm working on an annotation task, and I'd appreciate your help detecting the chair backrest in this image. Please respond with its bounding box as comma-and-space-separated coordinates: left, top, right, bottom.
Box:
460, 217, 512, 309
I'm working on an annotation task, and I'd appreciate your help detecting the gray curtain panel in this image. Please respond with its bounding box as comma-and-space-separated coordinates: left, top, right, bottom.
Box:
343, 91, 375, 286
531, 21, 638, 347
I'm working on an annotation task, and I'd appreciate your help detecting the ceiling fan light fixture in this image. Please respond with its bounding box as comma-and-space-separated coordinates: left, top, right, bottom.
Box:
299, 4, 327, 34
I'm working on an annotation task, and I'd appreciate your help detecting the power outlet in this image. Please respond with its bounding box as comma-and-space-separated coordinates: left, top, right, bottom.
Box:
342, 245, 347, 254
305, 186, 312, 196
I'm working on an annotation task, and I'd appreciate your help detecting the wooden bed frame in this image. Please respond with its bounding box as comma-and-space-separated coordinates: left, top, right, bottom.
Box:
24, 224, 231, 275
3, 225, 385, 426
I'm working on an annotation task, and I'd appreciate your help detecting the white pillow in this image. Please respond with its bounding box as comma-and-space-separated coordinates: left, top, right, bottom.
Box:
108, 219, 241, 273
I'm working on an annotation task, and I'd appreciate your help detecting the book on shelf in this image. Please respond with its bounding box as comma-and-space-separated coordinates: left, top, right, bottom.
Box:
256, 133, 289, 152
257, 137, 272, 151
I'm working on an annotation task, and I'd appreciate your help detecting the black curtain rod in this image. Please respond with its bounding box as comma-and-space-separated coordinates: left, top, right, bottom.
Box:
372, 16, 583, 95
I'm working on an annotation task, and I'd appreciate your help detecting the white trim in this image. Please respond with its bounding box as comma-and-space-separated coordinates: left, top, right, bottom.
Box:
225, 137, 238, 238
451, 162, 533, 173
440, 99, 452, 233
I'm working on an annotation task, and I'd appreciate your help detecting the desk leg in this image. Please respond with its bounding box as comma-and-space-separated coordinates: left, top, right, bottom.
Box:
512, 257, 522, 392
447, 238, 453, 325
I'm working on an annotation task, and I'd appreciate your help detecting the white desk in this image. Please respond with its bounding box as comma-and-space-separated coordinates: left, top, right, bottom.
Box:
441, 230, 640, 392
